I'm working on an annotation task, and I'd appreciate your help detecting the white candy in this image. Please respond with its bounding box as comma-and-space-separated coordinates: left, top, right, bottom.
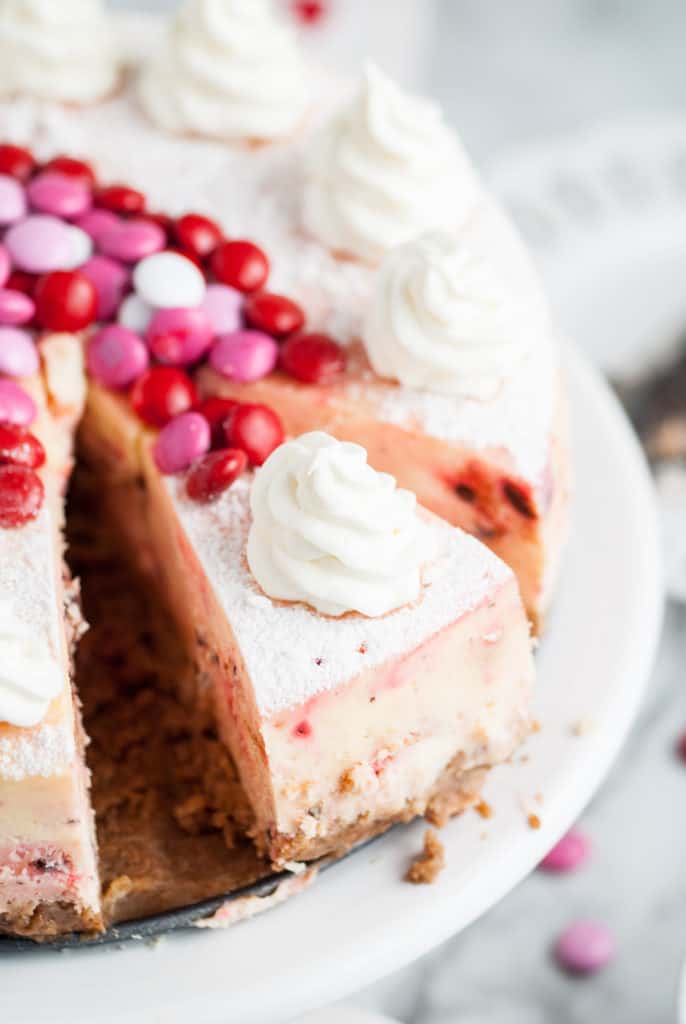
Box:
61, 225, 93, 270
133, 251, 205, 309
118, 293, 154, 334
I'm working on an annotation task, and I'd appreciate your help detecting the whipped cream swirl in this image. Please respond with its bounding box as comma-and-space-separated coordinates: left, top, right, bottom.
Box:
302, 64, 478, 264
138, 0, 306, 142
364, 230, 548, 400
0, 601, 62, 727
0, 0, 119, 105
247, 432, 431, 618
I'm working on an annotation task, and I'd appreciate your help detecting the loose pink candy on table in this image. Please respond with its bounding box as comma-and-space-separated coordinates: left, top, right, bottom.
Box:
147, 307, 214, 366
80, 255, 130, 321
75, 208, 120, 244
4, 215, 74, 273
88, 325, 149, 390
539, 828, 591, 873
0, 244, 11, 288
153, 411, 210, 474
27, 171, 92, 220
209, 329, 278, 383
0, 288, 35, 326
0, 326, 39, 378
0, 173, 27, 226
201, 283, 243, 335
0, 378, 37, 425
554, 920, 616, 975
98, 219, 166, 263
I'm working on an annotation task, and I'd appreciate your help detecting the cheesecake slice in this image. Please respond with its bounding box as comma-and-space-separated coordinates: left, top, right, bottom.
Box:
82, 389, 534, 864
0, 335, 101, 938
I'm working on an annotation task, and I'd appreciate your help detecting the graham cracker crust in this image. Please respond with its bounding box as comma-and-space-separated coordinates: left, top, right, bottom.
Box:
0, 902, 101, 941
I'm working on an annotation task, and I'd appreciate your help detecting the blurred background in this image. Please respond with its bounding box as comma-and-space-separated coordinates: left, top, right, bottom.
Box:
109, 3, 686, 1022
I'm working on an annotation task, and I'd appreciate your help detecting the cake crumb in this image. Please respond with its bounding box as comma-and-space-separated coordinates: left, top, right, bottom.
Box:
475, 799, 493, 819
530, 719, 542, 734
405, 829, 445, 884
571, 718, 594, 737
527, 813, 541, 830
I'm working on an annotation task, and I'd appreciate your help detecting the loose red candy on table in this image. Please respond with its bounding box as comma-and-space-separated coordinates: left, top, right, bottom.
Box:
6, 270, 37, 297
244, 292, 305, 338
43, 156, 97, 189
225, 403, 284, 466
34, 270, 97, 332
197, 396, 240, 448
0, 244, 11, 289
88, 325, 149, 390
174, 213, 223, 259
0, 423, 45, 469
280, 332, 347, 385
292, 0, 328, 24
0, 144, 35, 182
211, 240, 269, 293
130, 366, 198, 428
95, 184, 146, 216
186, 448, 247, 502
0, 463, 44, 527
153, 411, 211, 474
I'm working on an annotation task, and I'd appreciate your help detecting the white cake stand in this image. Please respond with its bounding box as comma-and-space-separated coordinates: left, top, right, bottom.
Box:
4, 343, 662, 1024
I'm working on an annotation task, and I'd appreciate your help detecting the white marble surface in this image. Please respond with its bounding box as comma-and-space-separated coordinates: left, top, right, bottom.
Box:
108, 3, 686, 1020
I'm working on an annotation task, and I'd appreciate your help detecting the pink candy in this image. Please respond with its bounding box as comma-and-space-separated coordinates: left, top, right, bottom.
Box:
0, 244, 10, 288
0, 326, 39, 378
27, 171, 92, 220
202, 283, 243, 335
75, 208, 120, 245
88, 325, 149, 390
5, 215, 74, 273
0, 288, 35, 326
539, 828, 591, 873
0, 379, 37, 425
80, 255, 130, 321
153, 411, 210, 474
554, 920, 616, 975
147, 307, 213, 366
98, 219, 166, 263
209, 329, 278, 383
0, 173, 27, 225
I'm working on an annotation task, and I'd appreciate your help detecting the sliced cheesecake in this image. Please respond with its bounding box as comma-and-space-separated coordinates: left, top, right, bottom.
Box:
0, 334, 101, 938
82, 388, 534, 864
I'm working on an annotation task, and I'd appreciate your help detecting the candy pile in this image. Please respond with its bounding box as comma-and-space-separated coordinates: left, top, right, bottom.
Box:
0, 143, 350, 526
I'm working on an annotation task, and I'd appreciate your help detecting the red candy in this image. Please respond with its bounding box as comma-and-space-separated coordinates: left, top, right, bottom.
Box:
225, 403, 284, 466
211, 240, 269, 293
196, 396, 240, 448
174, 213, 223, 260
43, 155, 96, 189
34, 270, 97, 332
0, 463, 44, 527
186, 448, 248, 502
6, 270, 38, 297
292, 0, 327, 23
130, 366, 198, 428
0, 423, 45, 469
244, 292, 305, 338
96, 184, 146, 216
280, 332, 347, 385
0, 144, 35, 182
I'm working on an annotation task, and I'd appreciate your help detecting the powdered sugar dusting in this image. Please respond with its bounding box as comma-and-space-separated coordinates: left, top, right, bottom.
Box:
0, 721, 75, 781
166, 473, 511, 717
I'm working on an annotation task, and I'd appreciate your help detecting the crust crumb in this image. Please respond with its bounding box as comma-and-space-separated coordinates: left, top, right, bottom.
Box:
527, 813, 541, 830
405, 829, 445, 885
475, 799, 493, 819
